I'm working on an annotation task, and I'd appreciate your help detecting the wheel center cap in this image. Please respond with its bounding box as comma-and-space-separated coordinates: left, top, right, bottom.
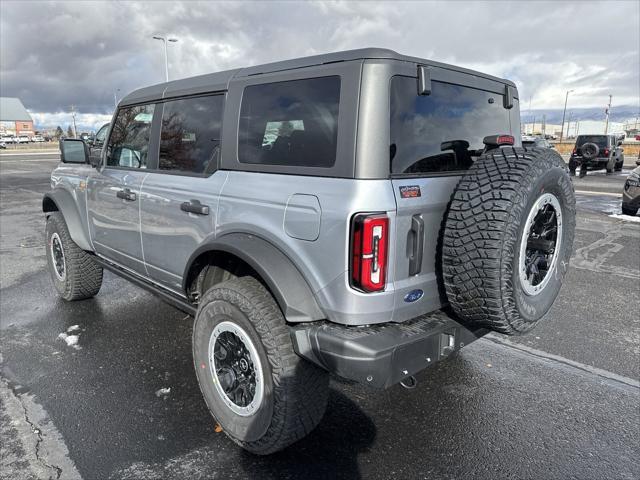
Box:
239, 358, 249, 372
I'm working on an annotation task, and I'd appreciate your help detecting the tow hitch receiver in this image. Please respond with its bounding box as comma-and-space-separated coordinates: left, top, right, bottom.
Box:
291, 311, 486, 389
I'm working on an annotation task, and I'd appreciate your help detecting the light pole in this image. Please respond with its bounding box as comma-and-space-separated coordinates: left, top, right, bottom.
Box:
560, 89, 573, 143
152, 35, 178, 82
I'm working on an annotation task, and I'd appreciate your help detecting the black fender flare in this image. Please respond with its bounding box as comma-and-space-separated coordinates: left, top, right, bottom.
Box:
42, 190, 92, 251
183, 233, 325, 323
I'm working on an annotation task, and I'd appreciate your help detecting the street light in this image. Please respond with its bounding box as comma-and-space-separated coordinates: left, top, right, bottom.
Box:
152, 35, 178, 82
560, 89, 574, 143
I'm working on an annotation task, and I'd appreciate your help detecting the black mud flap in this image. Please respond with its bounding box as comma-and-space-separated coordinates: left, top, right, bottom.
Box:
291, 311, 486, 389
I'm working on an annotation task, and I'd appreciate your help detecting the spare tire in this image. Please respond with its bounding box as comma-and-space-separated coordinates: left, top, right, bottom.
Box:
442, 147, 575, 335
581, 142, 599, 159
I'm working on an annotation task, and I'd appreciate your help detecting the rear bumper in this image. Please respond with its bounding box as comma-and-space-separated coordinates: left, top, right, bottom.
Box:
291, 310, 486, 389
569, 156, 610, 167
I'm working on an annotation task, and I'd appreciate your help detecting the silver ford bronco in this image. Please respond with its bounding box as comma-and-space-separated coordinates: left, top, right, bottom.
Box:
44, 48, 575, 454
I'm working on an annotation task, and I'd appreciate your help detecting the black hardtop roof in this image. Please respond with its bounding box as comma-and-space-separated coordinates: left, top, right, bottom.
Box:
120, 47, 516, 106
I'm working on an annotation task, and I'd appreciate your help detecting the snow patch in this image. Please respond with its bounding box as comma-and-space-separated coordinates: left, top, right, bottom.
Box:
609, 213, 640, 223
66, 325, 80, 333
155, 387, 171, 398
57, 332, 81, 350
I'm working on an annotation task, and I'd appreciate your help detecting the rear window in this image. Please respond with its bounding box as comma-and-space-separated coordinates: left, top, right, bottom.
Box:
238, 76, 340, 168
390, 76, 513, 175
576, 135, 608, 148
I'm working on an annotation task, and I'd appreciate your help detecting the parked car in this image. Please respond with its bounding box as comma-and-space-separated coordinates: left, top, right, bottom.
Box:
568, 134, 624, 176
1, 135, 16, 144
32, 135, 45, 142
17, 135, 30, 144
44, 48, 575, 455
0, 142, 6, 149
522, 136, 555, 149
622, 166, 640, 216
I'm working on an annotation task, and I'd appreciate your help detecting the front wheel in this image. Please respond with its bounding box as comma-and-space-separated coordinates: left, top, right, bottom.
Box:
45, 212, 103, 301
192, 276, 329, 455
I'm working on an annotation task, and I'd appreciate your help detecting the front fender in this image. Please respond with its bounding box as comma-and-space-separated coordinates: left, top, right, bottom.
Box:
43, 190, 92, 251
184, 233, 325, 323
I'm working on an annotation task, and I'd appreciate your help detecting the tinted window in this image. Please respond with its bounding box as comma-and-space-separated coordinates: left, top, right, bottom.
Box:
390, 77, 512, 174
238, 76, 340, 168
576, 135, 608, 148
107, 104, 154, 168
159, 95, 224, 174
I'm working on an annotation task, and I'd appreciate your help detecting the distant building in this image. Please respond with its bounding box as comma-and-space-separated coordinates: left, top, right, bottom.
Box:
0, 97, 34, 136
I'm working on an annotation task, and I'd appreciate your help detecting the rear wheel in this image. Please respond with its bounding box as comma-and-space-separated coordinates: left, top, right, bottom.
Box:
45, 212, 103, 301
615, 155, 624, 172
442, 147, 576, 334
622, 204, 638, 216
192, 276, 329, 455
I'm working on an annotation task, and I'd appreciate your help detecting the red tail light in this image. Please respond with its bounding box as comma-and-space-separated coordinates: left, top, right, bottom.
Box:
603, 148, 609, 156
572, 147, 576, 155
351, 213, 388, 292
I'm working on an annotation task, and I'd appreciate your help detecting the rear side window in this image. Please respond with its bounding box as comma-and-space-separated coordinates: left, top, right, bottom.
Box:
107, 104, 155, 169
159, 95, 224, 175
238, 76, 340, 168
390, 76, 512, 175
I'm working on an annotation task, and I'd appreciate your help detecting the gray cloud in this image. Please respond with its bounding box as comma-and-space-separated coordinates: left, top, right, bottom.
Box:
1, 0, 638, 129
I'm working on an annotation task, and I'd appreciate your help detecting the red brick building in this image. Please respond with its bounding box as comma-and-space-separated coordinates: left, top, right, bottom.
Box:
0, 97, 34, 137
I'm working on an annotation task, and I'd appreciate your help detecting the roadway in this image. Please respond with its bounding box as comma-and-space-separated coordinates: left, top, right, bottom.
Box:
1, 152, 638, 479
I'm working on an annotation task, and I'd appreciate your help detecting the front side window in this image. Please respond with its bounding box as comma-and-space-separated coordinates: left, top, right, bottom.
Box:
159, 95, 224, 174
106, 104, 155, 168
238, 76, 341, 168
390, 77, 512, 174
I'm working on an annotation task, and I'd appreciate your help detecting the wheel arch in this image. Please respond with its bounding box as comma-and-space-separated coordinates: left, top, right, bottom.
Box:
43, 191, 92, 251
183, 233, 325, 323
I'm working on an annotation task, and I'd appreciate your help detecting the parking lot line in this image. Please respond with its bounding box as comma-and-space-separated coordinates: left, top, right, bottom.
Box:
575, 190, 620, 197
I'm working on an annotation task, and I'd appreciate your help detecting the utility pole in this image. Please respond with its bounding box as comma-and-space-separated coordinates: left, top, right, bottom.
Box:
604, 95, 612, 134
531, 116, 536, 135
542, 114, 546, 137
560, 89, 573, 143
152, 35, 178, 82
70, 105, 77, 139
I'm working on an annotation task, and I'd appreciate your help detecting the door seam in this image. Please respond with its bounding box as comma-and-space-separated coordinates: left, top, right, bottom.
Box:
139, 172, 150, 277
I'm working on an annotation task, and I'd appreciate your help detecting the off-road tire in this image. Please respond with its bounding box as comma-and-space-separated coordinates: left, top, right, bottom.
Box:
615, 155, 624, 172
442, 147, 575, 335
193, 276, 329, 455
621, 204, 638, 216
45, 212, 103, 301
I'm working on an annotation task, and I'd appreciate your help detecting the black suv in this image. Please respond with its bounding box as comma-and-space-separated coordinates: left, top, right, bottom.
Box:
569, 134, 625, 176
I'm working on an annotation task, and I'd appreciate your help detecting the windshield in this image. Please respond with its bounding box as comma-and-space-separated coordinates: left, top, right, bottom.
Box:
390, 76, 517, 175
576, 135, 608, 147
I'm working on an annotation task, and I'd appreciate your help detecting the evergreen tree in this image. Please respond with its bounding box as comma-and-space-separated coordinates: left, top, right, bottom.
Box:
55, 126, 63, 139
67, 125, 73, 138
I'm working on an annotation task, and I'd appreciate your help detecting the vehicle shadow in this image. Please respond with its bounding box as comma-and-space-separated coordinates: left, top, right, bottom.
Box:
238, 384, 376, 480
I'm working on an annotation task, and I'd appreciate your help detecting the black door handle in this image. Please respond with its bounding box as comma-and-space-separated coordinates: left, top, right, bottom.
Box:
181, 199, 209, 215
116, 188, 136, 201
408, 214, 424, 276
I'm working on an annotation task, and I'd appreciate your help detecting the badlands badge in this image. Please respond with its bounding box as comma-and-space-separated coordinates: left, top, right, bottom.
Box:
399, 185, 421, 198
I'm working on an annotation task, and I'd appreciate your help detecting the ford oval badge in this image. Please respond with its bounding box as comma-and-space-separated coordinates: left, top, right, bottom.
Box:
404, 289, 424, 303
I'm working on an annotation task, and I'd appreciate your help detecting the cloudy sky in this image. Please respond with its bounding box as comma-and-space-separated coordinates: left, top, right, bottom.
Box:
1, 0, 638, 130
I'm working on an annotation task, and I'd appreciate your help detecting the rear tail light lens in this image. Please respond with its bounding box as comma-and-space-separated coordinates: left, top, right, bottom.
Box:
603, 148, 610, 156
572, 147, 576, 155
351, 213, 389, 292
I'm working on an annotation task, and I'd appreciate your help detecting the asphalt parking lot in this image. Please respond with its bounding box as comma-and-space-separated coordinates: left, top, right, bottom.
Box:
1, 152, 639, 480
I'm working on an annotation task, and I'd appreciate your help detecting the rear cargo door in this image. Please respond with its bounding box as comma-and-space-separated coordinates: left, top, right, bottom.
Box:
388, 74, 517, 322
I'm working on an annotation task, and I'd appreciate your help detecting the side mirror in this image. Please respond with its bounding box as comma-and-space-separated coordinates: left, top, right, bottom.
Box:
60, 139, 89, 164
